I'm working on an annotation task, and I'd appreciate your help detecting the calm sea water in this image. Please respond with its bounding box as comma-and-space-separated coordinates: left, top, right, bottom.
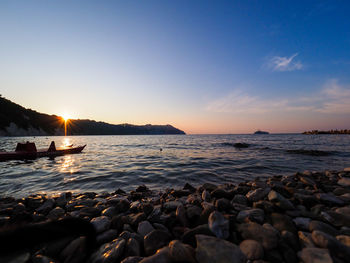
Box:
1, 134, 350, 197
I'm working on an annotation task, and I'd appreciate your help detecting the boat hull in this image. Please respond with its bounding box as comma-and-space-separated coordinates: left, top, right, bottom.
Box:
0, 145, 86, 161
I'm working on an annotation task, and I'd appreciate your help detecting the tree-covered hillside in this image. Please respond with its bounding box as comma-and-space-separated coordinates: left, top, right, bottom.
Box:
0, 96, 185, 136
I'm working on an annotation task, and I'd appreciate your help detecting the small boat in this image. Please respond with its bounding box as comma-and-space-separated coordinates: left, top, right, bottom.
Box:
0, 141, 86, 161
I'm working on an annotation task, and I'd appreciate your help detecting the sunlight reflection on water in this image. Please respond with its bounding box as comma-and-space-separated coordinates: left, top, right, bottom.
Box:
1, 134, 350, 197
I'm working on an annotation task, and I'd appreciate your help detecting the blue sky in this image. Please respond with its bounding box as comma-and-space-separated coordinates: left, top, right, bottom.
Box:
1, 1, 350, 133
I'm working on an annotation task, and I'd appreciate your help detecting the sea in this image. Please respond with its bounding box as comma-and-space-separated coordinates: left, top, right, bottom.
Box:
1, 134, 350, 198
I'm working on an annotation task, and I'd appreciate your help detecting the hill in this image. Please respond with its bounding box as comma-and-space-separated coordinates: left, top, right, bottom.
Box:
0, 96, 185, 136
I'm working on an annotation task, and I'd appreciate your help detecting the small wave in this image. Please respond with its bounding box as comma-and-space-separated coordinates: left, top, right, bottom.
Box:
286, 149, 331, 156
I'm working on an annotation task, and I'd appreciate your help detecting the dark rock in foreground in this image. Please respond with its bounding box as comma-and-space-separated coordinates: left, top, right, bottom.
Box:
1, 168, 350, 263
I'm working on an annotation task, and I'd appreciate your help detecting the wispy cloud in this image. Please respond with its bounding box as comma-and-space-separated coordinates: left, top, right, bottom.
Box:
206, 79, 350, 115
266, 53, 303, 72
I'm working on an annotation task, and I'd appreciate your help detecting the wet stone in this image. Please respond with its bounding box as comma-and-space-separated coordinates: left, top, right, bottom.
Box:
163, 201, 182, 212
36, 199, 55, 214
298, 231, 315, 248
338, 177, 350, 187
298, 248, 333, 263
281, 230, 300, 251
239, 239, 264, 260
171, 189, 191, 198
121, 257, 143, 263
47, 207, 65, 220
246, 188, 270, 203
336, 235, 350, 247
144, 229, 172, 255
195, 234, 246, 263
101, 207, 117, 218
311, 230, 350, 260
232, 194, 248, 206
90, 237, 126, 263
183, 183, 196, 192
32, 254, 58, 263
237, 208, 264, 224
315, 193, 345, 206
186, 205, 202, 222
293, 217, 311, 231
125, 237, 141, 257
96, 229, 119, 246
268, 190, 294, 210
211, 188, 234, 199
138, 220, 155, 237
309, 220, 339, 236
182, 224, 215, 247
238, 222, 279, 250
176, 204, 189, 227
140, 247, 171, 263
208, 211, 230, 239
270, 213, 297, 234
201, 190, 211, 202
169, 240, 196, 263
91, 216, 111, 234
215, 198, 231, 211
60, 236, 88, 263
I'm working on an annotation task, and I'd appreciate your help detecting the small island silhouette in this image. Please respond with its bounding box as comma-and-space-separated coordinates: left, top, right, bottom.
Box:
254, 130, 269, 134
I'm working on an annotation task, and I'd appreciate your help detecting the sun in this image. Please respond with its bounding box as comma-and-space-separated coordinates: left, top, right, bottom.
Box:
61, 113, 71, 121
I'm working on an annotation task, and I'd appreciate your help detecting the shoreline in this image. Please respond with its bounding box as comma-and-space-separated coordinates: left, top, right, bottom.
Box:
1, 169, 350, 262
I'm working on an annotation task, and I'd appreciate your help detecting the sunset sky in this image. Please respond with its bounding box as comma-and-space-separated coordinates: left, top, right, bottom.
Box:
1, 1, 350, 134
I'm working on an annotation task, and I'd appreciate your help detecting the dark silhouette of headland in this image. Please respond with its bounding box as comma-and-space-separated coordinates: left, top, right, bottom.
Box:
0, 96, 185, 136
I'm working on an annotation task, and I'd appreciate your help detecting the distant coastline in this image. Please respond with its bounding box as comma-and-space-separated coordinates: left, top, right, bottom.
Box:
302, 129, 350, 135
0, 96, 185, 136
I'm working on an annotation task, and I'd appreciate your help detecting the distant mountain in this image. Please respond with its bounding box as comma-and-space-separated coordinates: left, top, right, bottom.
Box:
0, 96, 185, 136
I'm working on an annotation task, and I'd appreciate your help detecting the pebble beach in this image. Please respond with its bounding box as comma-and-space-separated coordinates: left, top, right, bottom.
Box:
1, 168, 350, 263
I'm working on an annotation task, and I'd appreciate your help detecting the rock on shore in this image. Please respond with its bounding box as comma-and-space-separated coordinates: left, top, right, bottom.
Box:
1, 168, 350, 263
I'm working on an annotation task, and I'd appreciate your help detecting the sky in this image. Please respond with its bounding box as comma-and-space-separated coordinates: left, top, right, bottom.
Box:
1, 1, 350, 134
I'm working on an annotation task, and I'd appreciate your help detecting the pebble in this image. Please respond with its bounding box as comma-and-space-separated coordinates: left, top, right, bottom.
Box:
246, 188, 270, 203
90, 238, 126, 263
125, 238, 141, 257
208, 211, 230, 239
96, 229, 119, 246
36, 199, 55, 214
137, 221, 155, 237
239, 239, 264, 260
311, 230, 350, 260
338, 177, 350, 187
268, 190, 295, 210
238, 222, 279, 250
298, 231, 315, 248
2, 169, 350, 263
47, 207, 65, 220
168, 240, 196, 263
298, 247, 333, 263
195, 234, 246, 263
309, 220, 339, 236
60, 237, 88, 263
237, 208, 264, 224
91, 216, 111, 233
143, 230, 172, 255
293, 217, 311, 231
176, 204, 189, 227
121, 257, 144, 263
139, 247, 171, 263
